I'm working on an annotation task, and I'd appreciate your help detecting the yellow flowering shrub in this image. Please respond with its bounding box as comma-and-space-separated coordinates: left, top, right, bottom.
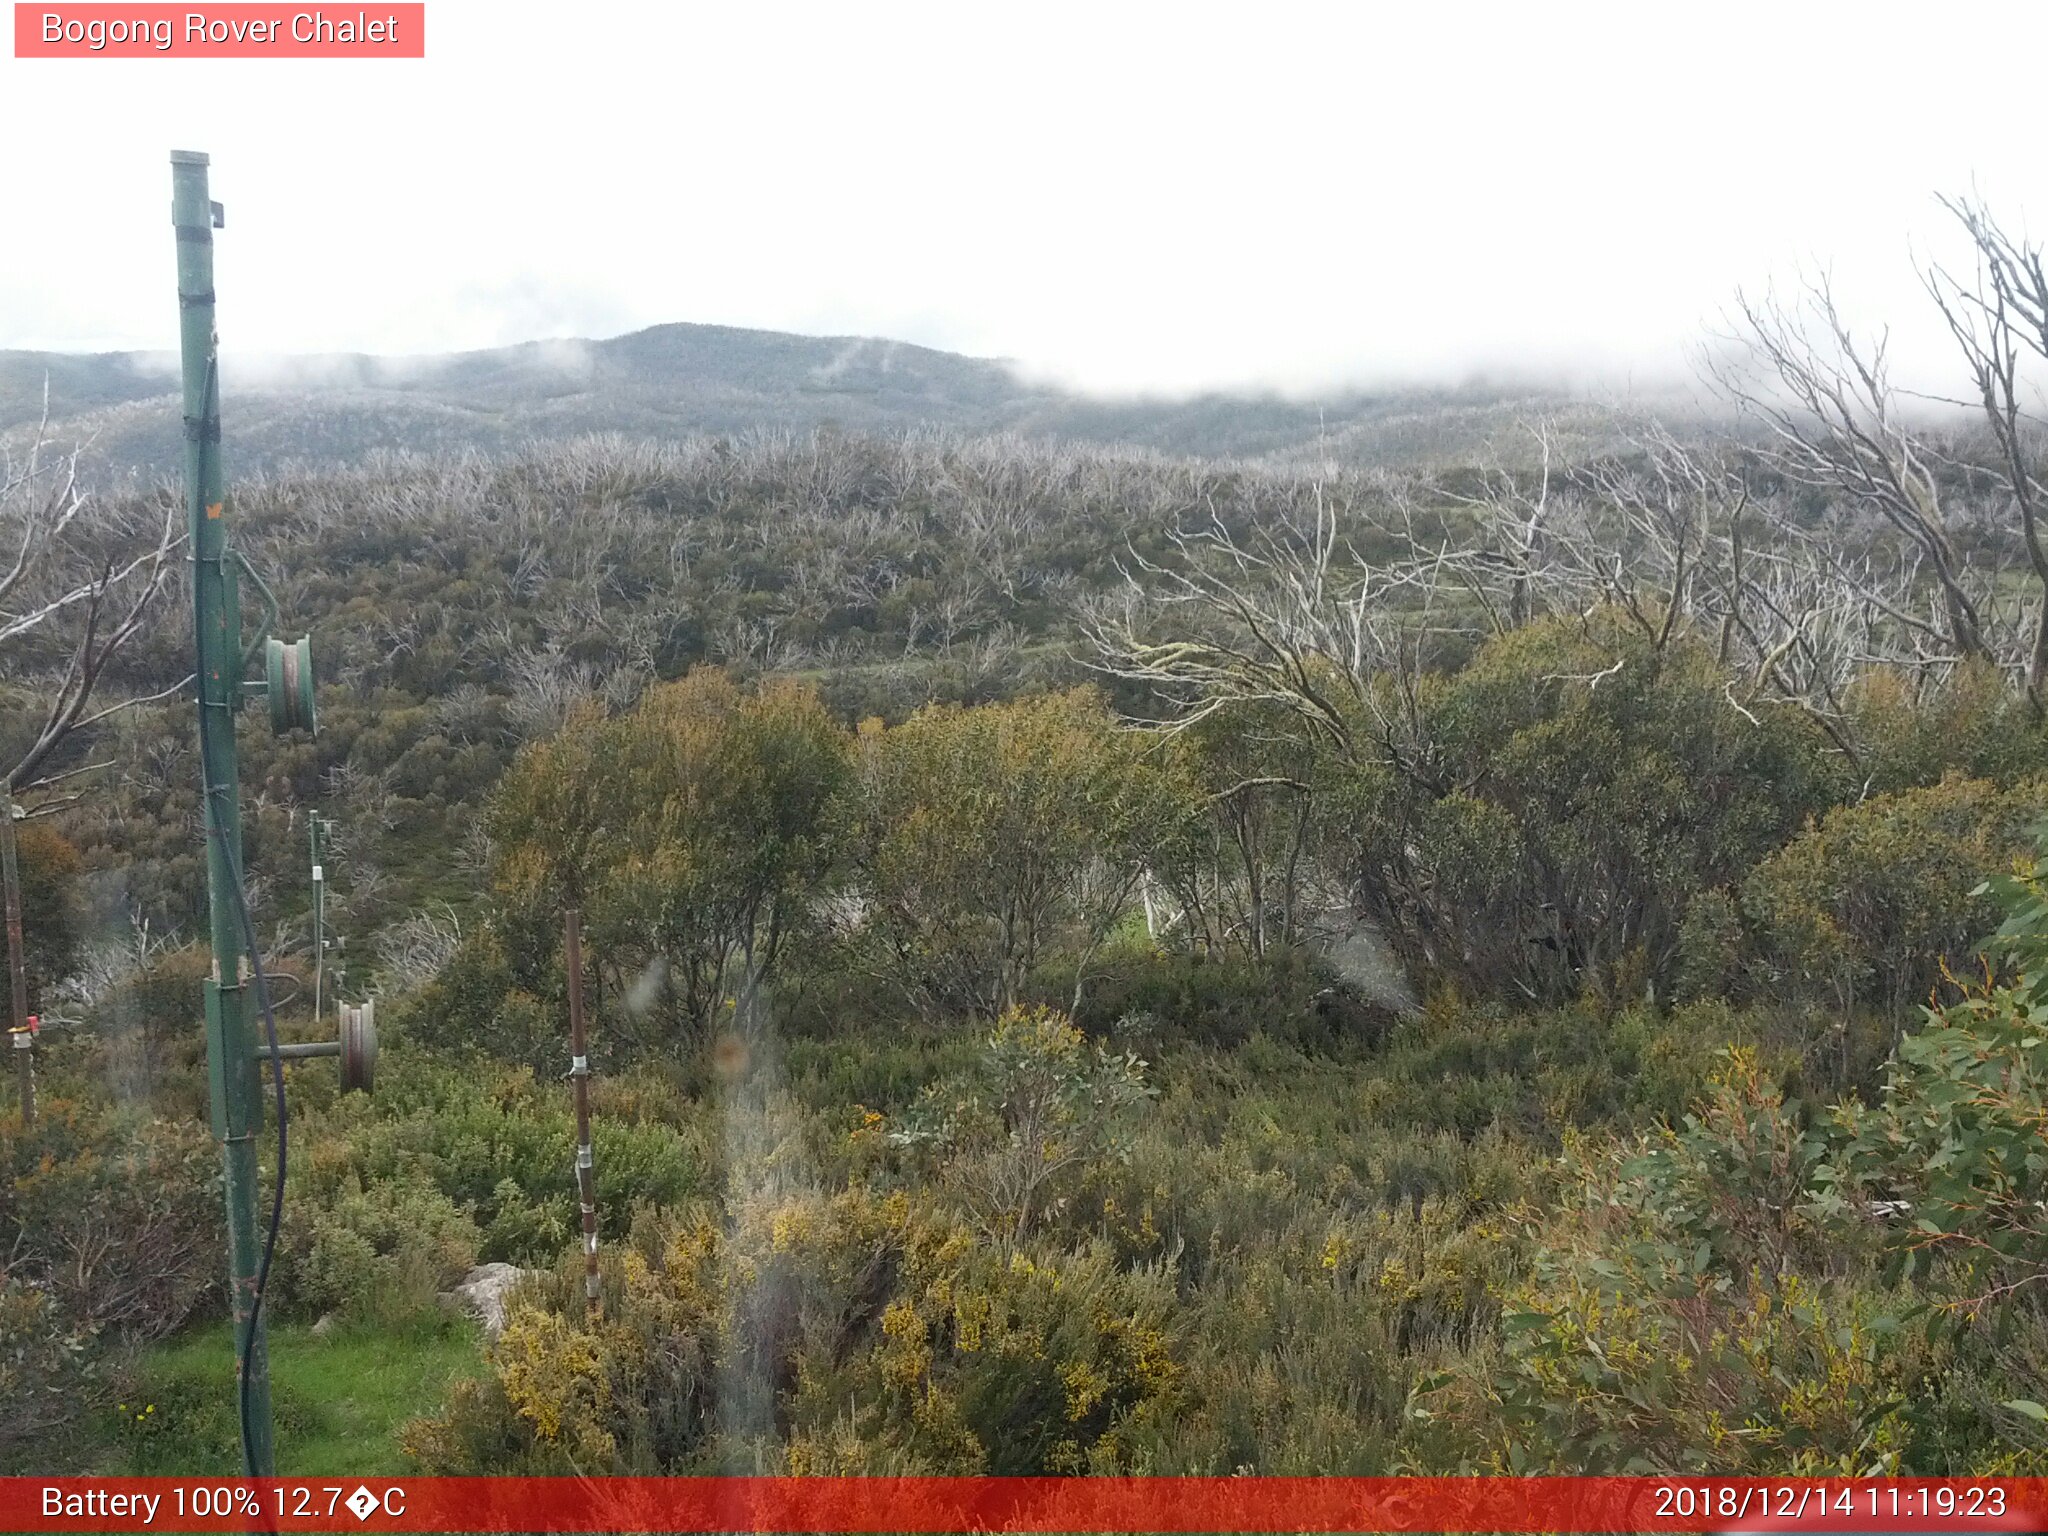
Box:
404, 1184, 1181, 1475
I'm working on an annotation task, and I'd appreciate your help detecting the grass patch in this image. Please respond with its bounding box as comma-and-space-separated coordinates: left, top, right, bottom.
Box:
98, 1319, 483, 1476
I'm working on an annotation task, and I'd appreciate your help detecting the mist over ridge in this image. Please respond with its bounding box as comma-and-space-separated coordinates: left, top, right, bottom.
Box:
0, 315, 1718, 483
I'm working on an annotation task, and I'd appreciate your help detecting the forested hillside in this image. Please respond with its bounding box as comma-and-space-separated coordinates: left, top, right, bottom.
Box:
0, 321, 1675, 481
7, 220, 2048, 1478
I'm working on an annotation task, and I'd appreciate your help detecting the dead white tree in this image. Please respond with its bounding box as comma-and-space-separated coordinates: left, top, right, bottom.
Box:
504, 644, 603, 742
1, 411, 183, 808
1082, 483, 1478, 794
1437, 421, 1571, 632
1708, 275, 1994, 672
1577, 424, 1888, 761
376, 904, 464, 991
1925, 191, 2048, 706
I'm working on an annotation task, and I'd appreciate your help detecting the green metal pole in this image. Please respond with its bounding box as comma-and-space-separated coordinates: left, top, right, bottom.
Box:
172, 149, 274, 1478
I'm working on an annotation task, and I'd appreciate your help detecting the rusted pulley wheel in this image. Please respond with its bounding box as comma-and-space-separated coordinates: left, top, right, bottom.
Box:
265, 634, 317, 734
338, 999, 376, 1094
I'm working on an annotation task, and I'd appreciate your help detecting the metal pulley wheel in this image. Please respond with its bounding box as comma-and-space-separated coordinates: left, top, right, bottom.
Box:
265, 634, 317, 734
338, 999, 376, 1094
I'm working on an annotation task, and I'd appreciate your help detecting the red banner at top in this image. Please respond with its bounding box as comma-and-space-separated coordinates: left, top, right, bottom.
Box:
13, 4, 424, 56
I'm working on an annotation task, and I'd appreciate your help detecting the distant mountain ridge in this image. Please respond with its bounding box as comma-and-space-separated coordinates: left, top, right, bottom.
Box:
0, 319, 1679, 480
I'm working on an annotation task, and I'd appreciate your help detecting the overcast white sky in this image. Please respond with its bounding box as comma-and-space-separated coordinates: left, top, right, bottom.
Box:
1, 0, 2043, 396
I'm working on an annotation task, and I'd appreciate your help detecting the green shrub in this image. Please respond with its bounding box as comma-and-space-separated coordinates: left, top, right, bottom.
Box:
66, 945, 213, 1118
1065, 946, 1387, 1051
292, 1053, 704, 1265
1411, 1020, 2048, 1476
1674, 887, 1743, 1003
1124, 1195, 1515, 1474
0, 1279, 96, 1472
1411, 1052, 1921, 1474
888, 1006, 1154, 1242
0, 1099, 218, 1342
1742, 773, 2048, 1020
0, 1102, 218, 1473
1850, 662, 2048, 794
1822, 988, 2048, 1311
276, 1174, 479, 1327
12, 823, 83, 1012
1134, 703, 1331, 961
1331, 614, 1838, 1003
1362, 996, 1750, 1142
480, 1178, 573, 1263
845, 687, 1165, 1018
490, 670, 852, 1046
1816, 833, 2048, 1316
402, 926, 548, 1071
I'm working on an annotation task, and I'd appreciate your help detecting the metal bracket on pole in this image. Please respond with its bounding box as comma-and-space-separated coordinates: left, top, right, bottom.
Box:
254, 999, 376, 1094
233, 548, 279, 672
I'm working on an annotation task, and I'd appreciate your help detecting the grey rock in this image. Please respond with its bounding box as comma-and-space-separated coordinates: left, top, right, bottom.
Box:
447, 1262, 538, 1340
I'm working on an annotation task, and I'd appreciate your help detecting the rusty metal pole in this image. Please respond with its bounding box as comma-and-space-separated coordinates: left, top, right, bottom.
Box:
2, 789, 32, 1125
565, 908, 600, 1317
310, 814, 327, 1025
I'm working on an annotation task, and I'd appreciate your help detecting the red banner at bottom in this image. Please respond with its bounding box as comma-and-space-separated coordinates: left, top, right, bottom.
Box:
5, 1477, 2046, 1534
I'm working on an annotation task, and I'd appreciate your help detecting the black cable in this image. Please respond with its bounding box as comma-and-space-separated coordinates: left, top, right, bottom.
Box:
198, 717, 289, 1477
216, 814, 288, 1476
